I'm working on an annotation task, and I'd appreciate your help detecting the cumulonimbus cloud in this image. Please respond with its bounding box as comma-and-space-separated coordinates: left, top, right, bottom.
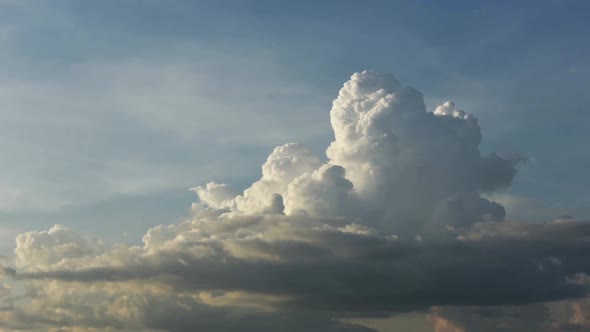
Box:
0, 71, 588, 332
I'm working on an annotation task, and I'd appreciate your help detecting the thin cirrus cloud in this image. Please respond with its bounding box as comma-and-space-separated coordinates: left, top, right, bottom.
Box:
1, 71, 589, 332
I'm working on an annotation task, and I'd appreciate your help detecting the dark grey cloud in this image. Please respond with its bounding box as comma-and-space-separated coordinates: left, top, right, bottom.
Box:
10, 219, 590, 311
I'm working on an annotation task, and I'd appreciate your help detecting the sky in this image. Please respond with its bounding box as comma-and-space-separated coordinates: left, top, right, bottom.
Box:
0, 1, 590, 331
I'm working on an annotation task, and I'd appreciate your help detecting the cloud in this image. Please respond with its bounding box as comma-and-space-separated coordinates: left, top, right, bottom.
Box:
1, 71, 587, 331
195, 70, 521, 235
14, 224, 104, 269
12, 218, 590, 307
4, 217, 590, 331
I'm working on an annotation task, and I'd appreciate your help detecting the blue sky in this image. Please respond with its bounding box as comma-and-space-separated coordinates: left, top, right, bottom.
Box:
1, 0, 589, 243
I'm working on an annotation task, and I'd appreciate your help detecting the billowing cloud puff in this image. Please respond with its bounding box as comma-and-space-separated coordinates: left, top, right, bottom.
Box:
15, 224, 104, 269
193, 143, 323, 216
194, 70, 520, 235
1, 71, 587, 332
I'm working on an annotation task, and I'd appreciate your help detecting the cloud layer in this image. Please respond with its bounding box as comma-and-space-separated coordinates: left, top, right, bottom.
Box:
1, 71, 588, 332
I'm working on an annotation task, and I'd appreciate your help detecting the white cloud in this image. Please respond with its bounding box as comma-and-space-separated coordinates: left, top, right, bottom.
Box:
14, 224, 104, 269
194, 70, 521, 235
